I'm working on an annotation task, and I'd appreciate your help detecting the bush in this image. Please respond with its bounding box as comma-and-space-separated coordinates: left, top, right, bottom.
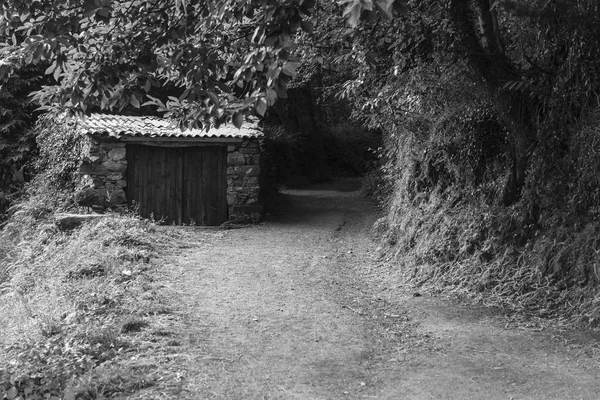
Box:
364, 53, 600, 326
0, 65, 44, 195
27, 113, 86, 211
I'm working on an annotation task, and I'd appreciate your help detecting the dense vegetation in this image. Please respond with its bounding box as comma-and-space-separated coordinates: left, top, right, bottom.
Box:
0, 65, 45, 217
305, 0, 600, 325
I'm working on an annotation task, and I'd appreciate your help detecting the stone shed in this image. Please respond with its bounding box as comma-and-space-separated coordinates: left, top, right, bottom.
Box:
77, 114, 263, 225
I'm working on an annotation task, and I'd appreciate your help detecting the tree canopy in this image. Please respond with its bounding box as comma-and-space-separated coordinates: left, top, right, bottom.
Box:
0, 0, 392, 129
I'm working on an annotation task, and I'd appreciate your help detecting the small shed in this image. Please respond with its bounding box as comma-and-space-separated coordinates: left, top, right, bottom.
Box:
76, 114, 263, 225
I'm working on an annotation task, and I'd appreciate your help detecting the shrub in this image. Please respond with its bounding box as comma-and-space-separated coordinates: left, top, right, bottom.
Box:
27, 113, 86, 211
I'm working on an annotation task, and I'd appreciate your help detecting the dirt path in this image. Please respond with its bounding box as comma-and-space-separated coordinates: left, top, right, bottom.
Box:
170, 180, 600, 399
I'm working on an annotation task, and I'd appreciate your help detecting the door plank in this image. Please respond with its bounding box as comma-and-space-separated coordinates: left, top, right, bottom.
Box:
175, 148, 183, 225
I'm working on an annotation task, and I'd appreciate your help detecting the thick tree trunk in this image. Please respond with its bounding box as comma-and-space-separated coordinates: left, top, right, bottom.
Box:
449, 0, 537, 205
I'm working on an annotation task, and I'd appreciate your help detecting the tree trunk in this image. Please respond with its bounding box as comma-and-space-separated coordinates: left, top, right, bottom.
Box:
449, 0, 537, 205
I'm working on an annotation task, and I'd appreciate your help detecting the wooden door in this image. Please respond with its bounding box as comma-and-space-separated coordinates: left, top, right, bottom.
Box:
126, 144, 227, 225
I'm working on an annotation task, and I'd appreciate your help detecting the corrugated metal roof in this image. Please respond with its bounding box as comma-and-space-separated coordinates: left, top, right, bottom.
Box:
79, 113, 262, 139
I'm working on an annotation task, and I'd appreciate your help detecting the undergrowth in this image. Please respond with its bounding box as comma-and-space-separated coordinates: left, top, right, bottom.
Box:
0, 196, 193, 399
374, 106, 600, 328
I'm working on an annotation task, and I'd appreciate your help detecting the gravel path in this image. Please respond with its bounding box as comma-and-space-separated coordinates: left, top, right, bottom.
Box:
169, 180, 600, 399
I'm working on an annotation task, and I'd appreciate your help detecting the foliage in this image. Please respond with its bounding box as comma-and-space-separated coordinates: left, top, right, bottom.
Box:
0, 0, 412, 129
309, 0, 600, 325
1, 112, 87, 219
0, 0, 325, 129
33, 113, 85, 201
0, 65, 44, 222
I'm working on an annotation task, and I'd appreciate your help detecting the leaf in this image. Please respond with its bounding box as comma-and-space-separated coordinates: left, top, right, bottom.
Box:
232, 111, 244, 129
301, 20, 314, 33
130, 94, 140, 108
255, 97, 267, 116
375, 0, 394, 19
215, 81, 232, 94
53, 65, 61, 81
347, 3, 362, 28
206, 91, 219, 106
175, 0, 188, 15
95, 7, 112, 23
393, 0, 409, 16
45, 62, 56, 75
266, 88, 278, 105
6, 386, 18, 400
0, 65, 9, 81
143, 94, 166, 109
282, 61, 300, 77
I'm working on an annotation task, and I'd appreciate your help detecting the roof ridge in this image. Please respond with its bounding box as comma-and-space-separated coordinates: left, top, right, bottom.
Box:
79, 113, 262, 139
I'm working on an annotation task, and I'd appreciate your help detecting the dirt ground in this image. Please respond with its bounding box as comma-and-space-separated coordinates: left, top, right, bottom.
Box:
167, 179, 600, 399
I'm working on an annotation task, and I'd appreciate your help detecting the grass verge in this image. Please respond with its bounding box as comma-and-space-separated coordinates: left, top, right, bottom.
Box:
374, 189, 600, 329
0, 204, 200, 399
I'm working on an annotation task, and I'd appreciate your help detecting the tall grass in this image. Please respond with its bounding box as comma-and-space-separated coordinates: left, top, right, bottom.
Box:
0, 192, 190, 398
374, 108, 600, 327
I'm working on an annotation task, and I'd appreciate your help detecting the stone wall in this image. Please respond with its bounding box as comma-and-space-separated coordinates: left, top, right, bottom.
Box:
226, 138, 262, 222
76, 135, 262, 222
77, 135, 127, 210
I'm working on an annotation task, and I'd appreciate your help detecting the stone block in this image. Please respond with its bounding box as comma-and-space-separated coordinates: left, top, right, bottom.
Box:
103, 160, 127, 172
80, 162, 108, 175
237, 165, 260, 176
227, 151, 245, 166
245, 196, 260, 205
76, 187, 126, 209
227, 177, 242, 186
240, 148, 258, 154
231, 204, 263, 215
88, 148, 104, 158
108, 147, 126, 161
83, 155, 101, 163
227, 166, 236, 175
241, 140, 259, 148
76, 188, 107, 208
107, 173, 123, 181
107, 188, 127, 206
116, 180, 127, 187
227, 194, 238, 205
227, 145, 237, 152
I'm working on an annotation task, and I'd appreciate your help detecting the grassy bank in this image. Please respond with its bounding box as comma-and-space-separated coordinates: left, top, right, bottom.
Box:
0, 204, 196, 398
371, 110, 600, 328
